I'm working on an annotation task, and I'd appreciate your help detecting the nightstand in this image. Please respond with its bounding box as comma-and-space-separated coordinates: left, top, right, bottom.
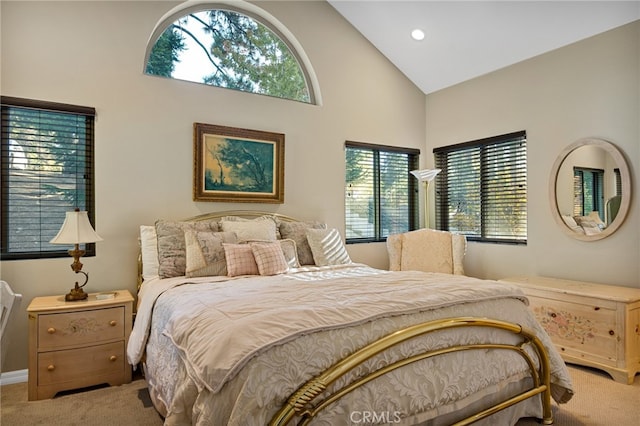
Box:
27, 290, 134, 400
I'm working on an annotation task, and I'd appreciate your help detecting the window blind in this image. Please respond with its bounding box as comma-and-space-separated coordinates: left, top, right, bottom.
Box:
434, 131, 527, 244
1, 96, 96, 260
345, 141, 419, 243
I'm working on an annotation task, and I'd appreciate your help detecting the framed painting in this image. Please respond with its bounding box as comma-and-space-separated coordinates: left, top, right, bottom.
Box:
193, 123, 285, 203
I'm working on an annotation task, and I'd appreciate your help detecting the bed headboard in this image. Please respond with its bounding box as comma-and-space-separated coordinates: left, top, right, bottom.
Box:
137, 210, 304, 291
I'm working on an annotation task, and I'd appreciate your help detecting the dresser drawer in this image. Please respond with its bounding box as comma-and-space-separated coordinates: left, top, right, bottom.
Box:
527, 295, 618, 365
37, 341, 125, 386
37, 306, 125, 351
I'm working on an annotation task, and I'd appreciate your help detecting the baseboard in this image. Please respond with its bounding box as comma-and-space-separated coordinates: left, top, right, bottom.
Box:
0, 369, 28, 385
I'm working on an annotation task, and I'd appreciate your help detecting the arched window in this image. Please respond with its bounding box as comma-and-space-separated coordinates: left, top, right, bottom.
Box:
145, 3, 319, 104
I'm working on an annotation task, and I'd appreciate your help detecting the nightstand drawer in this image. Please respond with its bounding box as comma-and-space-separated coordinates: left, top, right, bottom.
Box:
37, 341, 125, 386
37, 306, 125, 350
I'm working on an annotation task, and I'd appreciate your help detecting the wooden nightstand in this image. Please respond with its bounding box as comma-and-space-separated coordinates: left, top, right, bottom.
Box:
27, 290, 134, 400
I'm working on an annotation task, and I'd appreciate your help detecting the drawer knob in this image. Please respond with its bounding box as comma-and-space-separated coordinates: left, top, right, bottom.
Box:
109, 320, 117, 327
47, 364, 55, 371
47, 327, 56, 334
609, 330, 615, 336
109, 355, 117, 362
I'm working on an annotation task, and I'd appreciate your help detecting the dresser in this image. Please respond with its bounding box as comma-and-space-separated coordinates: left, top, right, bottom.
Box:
27, 290, 134, 400
500, 276, 640, 384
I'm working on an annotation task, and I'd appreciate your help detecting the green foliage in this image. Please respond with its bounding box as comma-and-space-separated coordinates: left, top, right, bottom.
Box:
146, 10, 309, 103
146, 28, 185, 77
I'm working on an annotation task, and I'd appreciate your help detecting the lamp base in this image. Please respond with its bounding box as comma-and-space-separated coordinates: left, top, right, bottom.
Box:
65, 284, 88, 301
65, 273, 89, 301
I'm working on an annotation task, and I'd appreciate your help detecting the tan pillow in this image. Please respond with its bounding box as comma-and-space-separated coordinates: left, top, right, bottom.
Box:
306, 228, 352, 266
184, 230, 237, 277
155, 219, 220, 278
251, 242, 289, 276
223, 243, 259, 276
279, 221, 327, 265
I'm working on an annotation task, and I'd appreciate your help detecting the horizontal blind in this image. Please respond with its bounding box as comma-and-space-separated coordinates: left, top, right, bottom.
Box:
1, 97, 96, 259
345, 146, 375, 240
345, 142, 418, 242
434, 131, 527, 243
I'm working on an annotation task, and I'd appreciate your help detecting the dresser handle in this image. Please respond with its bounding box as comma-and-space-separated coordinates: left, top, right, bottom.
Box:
109, 320, 117, 327
109, 355, 117, 362
47, 365, 55, 371
609, 330, 615, 336
47, 327, 56, 334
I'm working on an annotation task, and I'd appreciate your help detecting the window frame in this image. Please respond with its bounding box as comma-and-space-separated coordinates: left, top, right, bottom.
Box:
1, 96, 97, 261
433, 131, 527, 245
345, 141, 420, 244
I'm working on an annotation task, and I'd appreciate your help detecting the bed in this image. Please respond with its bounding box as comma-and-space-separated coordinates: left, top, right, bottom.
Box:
127, 211, 573, 425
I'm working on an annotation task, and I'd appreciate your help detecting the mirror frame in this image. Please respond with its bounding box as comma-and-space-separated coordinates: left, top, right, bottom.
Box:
549, 138, 632, 241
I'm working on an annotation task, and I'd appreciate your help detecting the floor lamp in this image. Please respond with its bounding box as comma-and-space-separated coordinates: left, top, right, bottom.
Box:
410, 169, 441, 229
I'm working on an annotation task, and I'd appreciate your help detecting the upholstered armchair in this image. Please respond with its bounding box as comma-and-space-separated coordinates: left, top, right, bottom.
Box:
386, 228, 467, 275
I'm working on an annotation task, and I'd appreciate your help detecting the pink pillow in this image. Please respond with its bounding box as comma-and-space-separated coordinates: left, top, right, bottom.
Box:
251, 242, 289, 276
223, 244, 259, 276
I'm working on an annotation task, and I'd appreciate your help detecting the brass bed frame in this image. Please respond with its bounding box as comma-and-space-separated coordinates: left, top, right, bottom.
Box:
270, 317, 552, 426
138, 211, 554, 425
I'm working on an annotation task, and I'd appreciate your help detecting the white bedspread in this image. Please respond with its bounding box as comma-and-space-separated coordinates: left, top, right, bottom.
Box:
128, 264, 574, 425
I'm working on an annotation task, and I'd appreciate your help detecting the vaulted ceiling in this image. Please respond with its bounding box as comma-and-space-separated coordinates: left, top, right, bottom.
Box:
328, 1, 640, 94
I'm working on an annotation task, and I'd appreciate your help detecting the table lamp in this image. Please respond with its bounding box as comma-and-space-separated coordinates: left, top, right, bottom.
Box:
50, 209, 103, 301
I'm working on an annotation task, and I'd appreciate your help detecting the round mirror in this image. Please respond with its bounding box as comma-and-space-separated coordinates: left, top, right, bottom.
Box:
549, 138, 631, 241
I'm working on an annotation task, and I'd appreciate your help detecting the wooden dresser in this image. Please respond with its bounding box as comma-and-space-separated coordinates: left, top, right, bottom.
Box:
27, 290, 134, 400
500, 276, 640, 384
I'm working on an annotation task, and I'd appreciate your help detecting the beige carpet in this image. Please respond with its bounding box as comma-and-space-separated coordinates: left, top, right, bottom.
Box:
0, 365, 638, 425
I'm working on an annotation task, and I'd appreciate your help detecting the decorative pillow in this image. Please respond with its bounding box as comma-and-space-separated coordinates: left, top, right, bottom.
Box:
562, 215, 584, 234
220, 218, 277, 242
222, 215, 281, 239
139, 225, 159, 281
574, 216, 602, 236
156, 220, 220, 278
279, 221, 327, 265
223, 243, 259, 276
251, 242, 289, 276
306, 228, 352, 266
184, 230, 237, 277
244, 239, 300, 268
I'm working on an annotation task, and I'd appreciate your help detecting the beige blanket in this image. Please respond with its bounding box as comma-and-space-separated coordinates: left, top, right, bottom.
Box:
130, 264, 537, 394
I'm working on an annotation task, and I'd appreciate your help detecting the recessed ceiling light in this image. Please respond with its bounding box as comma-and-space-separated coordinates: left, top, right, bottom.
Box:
411, 29, 425, 41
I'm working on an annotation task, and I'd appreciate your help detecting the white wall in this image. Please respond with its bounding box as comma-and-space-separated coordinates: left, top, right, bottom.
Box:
0, 0, 426, 372
425, 21, 639, 287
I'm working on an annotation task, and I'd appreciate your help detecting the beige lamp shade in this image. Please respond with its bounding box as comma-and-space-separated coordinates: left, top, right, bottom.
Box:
50, 210, 103, 244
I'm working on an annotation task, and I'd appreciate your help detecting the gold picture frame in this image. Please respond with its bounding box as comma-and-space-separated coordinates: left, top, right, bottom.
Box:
194, 123, 285, 203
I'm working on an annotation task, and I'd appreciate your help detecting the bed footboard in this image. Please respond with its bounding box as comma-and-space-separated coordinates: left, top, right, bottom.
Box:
270, 316, 553, 426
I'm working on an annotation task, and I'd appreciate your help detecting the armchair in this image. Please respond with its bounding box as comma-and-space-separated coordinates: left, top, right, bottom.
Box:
387, 228, 466, 275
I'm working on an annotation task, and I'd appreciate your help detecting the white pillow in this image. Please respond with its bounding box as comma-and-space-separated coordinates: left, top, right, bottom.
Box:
306, 228, 352, 266
139, 225, 159, 281
221, 219, 277, 241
